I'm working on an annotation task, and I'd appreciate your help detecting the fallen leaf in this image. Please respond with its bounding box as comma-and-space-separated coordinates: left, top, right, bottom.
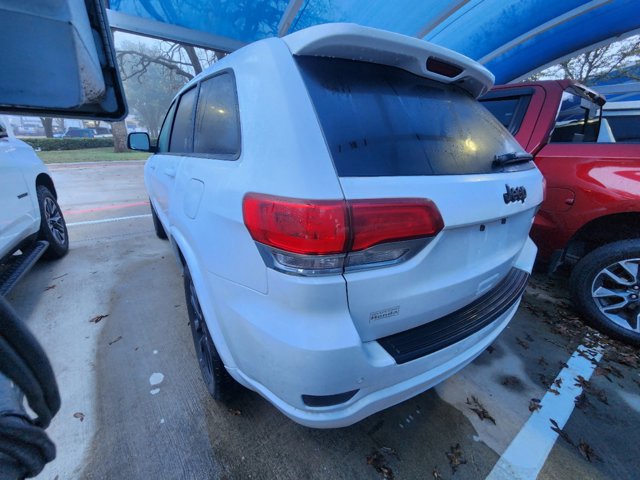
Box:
592, 388, 609, 405
550, 419, 574, 446
525, 333, 535, 342
108, 335, 122, 346
501, 376, 521, 387
446, 444, 467, 473
432, 467, 443, 479
575, 376, 609, 405
574, 392, 590, 410
73, 412, 85, 422
529, 398, 542, 412
574, 375, 589, 389
90, 314, 109, 324
44, 285, 56, 291
578, 441, 601, 462
548, 388, 560, 396
516, 337, 529, 350
486, 345, 495, 354
537, 356, 548, 367
466, 396, 496, 424
228, 408, 242, 416
367, 450, 395, 479
554, 378, 563, 388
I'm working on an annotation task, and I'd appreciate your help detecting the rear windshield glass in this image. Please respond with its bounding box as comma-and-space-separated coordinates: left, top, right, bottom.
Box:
296, 57, 525, 177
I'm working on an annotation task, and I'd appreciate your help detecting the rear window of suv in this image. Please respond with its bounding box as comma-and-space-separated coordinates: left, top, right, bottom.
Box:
296, 57, 524, 177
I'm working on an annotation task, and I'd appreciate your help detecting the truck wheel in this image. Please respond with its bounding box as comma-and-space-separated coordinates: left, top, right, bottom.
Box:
183, 267, 234, 401
150, 202, 167, 239
570, 239, 640, 345
36, 186, 68, 259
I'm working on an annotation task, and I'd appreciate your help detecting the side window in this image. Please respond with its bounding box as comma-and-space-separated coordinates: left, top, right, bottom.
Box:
480, 95, 530, 135
193, 73, 241, 157
170, 87, 198, 153
157, 101, 177, 153
550, 89, 601, 143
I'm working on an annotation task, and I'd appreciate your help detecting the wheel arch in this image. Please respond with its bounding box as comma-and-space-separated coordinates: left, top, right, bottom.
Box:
35, 173, 57, 199
565, 212, 640, 264
169, 227, 238, 371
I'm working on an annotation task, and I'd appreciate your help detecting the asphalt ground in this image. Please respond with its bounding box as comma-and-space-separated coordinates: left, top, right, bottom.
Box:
6, 161, 640, 480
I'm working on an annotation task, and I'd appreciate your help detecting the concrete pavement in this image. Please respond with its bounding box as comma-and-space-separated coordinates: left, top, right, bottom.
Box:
5, 161, 639, 479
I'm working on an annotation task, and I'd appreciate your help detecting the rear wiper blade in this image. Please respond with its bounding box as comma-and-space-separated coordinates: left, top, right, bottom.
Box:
493, 152, 534, 166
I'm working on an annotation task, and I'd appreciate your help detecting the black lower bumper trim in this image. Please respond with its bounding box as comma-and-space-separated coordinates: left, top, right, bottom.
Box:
377, 268, 530, 364
302, 389, 359, 407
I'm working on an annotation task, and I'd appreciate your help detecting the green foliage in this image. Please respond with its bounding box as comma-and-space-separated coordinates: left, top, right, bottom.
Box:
21, 137, 115, 151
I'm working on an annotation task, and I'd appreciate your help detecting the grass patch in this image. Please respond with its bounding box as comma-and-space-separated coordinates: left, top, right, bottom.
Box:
37, 147, 150, 164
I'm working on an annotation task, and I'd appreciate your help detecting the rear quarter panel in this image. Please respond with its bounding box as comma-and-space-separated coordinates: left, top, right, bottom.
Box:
532, 143, 640, 260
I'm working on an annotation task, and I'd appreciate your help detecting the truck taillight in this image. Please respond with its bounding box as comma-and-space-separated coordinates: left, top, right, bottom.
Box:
243, 194, 444, 275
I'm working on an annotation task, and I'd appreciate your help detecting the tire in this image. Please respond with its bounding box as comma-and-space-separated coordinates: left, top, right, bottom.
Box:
183, 267, 234, 401
36, 186, 69, 259
570, 239, 640, 345
150, 202, 168, 239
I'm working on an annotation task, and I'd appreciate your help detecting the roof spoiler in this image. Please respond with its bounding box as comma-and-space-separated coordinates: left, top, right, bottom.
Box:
574, 83, 607, 107
283, 23, 494, 98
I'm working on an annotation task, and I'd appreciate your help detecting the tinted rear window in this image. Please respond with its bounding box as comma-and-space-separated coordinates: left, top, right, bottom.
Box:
170, 87, 197, 153
194, 72, 241, 157
297, 57, 525, 177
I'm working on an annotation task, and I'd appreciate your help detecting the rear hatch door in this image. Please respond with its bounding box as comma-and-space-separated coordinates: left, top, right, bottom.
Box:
298, 57, 543, 341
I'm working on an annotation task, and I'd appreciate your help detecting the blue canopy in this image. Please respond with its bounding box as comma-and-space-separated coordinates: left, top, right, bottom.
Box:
107, 0, 640, 84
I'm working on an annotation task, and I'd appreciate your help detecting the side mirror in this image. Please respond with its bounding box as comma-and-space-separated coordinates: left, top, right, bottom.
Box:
127, 132, 155, 152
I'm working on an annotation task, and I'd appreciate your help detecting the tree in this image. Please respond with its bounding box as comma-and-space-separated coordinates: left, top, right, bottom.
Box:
530, 35, 640, 85
39, 117, 53, 138
114, 37, 223, 149
111, 121, 128, 152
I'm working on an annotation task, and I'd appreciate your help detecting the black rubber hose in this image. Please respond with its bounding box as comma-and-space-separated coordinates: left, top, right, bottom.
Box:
0, 336, 51, 429
0, 296, 60, 427
0, 414, 56, 478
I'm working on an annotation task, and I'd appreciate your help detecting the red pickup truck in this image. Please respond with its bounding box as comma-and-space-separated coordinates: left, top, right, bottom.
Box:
481, 80, 640, 345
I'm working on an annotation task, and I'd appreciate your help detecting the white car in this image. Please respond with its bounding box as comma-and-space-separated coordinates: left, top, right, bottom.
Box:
0, 117, 68, 294
130, 24, 543, 428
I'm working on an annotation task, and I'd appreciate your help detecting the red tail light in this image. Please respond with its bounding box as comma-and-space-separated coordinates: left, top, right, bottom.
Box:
242, 194, 348, 255
350, 199, 444, 251
243, 194, 444, 257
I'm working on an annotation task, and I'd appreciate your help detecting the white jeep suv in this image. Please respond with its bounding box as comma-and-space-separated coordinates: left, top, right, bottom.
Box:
130, 24, 543, 428
0, 117, 68, 295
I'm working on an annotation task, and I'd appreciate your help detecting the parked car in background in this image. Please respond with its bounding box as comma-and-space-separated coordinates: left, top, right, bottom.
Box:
0, 118, 69, 296
481, 80, 640, 345
91, 126, 113, 138
129, 23, 543, 428
63, 127, 94, 138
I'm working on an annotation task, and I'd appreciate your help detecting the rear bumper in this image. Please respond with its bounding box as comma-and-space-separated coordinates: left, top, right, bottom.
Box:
206, 238, 536, 428
229, 301, 520, 428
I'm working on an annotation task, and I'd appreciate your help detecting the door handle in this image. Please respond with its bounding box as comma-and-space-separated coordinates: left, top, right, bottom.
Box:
163, 167, 176, 178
